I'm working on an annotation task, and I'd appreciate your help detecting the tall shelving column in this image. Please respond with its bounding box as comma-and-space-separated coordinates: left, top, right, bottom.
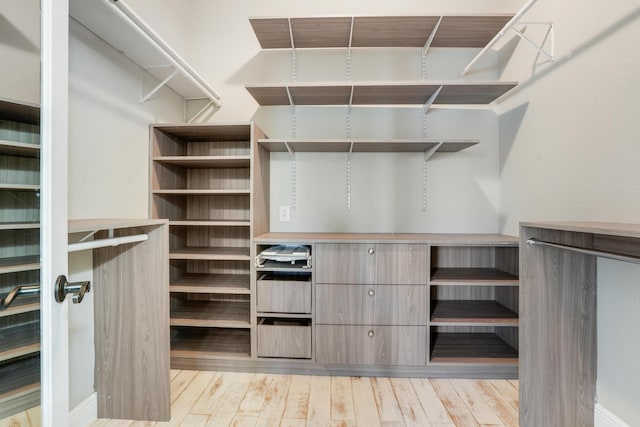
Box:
0, 99, 41, 420
150, 123, 269, 368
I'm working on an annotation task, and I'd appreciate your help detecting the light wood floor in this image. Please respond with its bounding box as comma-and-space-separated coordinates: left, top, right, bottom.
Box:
0, 370, 520, 427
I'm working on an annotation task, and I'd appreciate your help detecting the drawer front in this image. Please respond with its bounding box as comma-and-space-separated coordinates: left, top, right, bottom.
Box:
258, 323, 312, 359
315, 325, 426, 366
316, 284, 427, 325
376, 244, 428, 285
315, 243, 376, 284
257, 280, 311, 314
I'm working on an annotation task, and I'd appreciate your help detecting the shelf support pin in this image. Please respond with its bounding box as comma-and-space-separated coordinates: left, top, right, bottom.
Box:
422, 142, 443, 212
284, 141, 297, 210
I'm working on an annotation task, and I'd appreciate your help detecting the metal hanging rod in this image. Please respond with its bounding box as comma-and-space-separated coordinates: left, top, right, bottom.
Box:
107, 0, 221, 106
526, 238, 640, 265
68, 233, 148, 253
1, 284, 40, 310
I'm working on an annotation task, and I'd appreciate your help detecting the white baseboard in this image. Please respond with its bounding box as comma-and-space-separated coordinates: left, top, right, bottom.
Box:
69, 392, 98, 427
595, 402, 630, 427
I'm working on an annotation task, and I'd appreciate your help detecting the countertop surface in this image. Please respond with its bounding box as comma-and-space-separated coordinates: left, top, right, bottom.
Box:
254, 232, 518, 245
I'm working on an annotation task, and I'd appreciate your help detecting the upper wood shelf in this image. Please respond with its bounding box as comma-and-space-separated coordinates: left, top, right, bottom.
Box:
245, 81, 517, 106
250, 15, 513, 49
151, 124, 253, 142
0, 297, 40, 318
0, 140, 40, 158
170, 273, 251, 295
169, 220, 250, 227
258, 138, 477, 153
0, 99, 40, 125
0, 255, 40, 274
152, 156, 251, 168
431, 267, 519, 286
430, 300, 519, 326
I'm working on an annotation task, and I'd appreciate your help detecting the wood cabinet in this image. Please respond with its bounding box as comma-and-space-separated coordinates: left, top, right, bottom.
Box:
0, 99, 41, 420
150, 123, 269, 367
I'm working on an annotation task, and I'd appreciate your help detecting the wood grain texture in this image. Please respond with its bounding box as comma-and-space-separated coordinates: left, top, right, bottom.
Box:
315, 243, 376, 284
390, 378, 430, 426
519, 226, 596, 427
257, 320, 312, 359
430, 300, 518, 325
251, 123, 270, 238
433, 16, 512, 47
291, 17, 352, 48
93, 223, 170, 421
257, 279, 311, 314
376, 244, 428, 285
430, 332, 518, 364
255, 232, 518, 245
316, 284, 427, 325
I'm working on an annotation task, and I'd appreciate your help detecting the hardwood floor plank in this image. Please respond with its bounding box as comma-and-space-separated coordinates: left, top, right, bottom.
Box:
0, 412, 32, 427
104, 420, 135, 427
129, 422, 156, 426
331, 376, 355, 422
164, 371, 216, 427
410, 379, 452, 423
390, 378, 431, 427
171, 370, 200, 404
170, 370, 181, 381
280, 419, 307, 427
229, 415, 258, 427
178, 414, 209, 427
282, 375, 311, 420
371, 377, 404, 423
488, 380, 519, 414
204, 372, 254, 427
451, 380, 503, 426
237, 374, 273, 416
507, 380, 519, 391
331, 421, 355, 427
351, 377, 381, 427
472, 381, 519, 427
307, 375, 331, 426
255, 374, 291, 426
191, 372, 229, 414
431, 379, 479, 427
25, 406, 40, 427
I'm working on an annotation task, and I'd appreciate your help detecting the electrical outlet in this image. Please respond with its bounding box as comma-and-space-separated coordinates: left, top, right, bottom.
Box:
279, 205, 290, 222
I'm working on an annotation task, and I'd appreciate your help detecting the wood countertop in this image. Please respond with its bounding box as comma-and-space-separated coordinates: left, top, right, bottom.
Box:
254, 232, 518, 245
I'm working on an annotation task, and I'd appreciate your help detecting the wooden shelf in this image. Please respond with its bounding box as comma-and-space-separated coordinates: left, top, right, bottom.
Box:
245, 81, 518, 106
257, 260, 313, 272
169, 220, 250, 227
0, 322, 40, 363
171, 300, 250, 328
431, 300, 519, 326
170, 327, 251, 360
152, 189, 250, 195
0, 255, 40, 274
0, 99, 39, 125
258, 138, 478, 153
0, 184, 40, 191
0, 296, 40, 318
431, 267, 519, 286
170, 273, 251, 294
0, 140, 40, 158
152, 156, 251, 168
169, 247, 251, 261
250, 15, 513, 49
0, 355, 40, 400
0, 222, 40, 230
151, 124, 252, 142
430, 332, 518, 364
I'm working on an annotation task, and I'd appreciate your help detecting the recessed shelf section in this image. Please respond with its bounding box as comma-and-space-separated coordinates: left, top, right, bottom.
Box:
0, 296, 40, 318
170, 327, 251, 360
169, 247, 251, 261
431, 267, 519, 286
430, 332, 518, 364
0, 322, 40, 363
0, 140, 40, 158
250, 15, 514, 49
170, 273, 251, 295
170, 300, 250, 329
258, 139, 478, 153
0, 354, 40, 400
152, 156, 251, 168
245, 81, 518, 106
0, 256, 40, 275
431, 300, 519, 326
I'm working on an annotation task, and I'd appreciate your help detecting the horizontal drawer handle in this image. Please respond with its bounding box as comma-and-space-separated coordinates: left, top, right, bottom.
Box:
367, 289, 375, 297
368, 330, 374, 337
368, 248, 375, 255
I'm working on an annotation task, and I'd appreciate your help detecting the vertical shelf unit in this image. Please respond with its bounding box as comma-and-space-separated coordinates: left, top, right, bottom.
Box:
150, 123, 269, 366
428, 243, 519, 364
0, 99, 41, 420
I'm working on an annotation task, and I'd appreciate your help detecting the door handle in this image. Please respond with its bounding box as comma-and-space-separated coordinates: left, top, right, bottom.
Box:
0, 284, 40, 310
55, 275, 91, 304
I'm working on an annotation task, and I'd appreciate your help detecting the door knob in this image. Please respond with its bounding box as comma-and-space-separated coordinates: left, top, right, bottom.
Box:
55, 275, 91, 304
367, 289, 375, 297
368, 330, 375, 337
368, 248, 375, 255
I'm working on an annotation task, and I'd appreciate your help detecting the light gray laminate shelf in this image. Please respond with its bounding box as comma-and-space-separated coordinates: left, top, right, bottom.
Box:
0, 355, 40, 400
250, 15, 513, 49
152, 189, 251, 195
152, 156, 251, 168
245, 81, 518, 106
0, 296, 40, 318
430, 332, 518, 364
169, 247, 251, 261
0, 222, 40, 230
430, 300, 519, 326
0, 184, 40, 191
258, 139, 478, 153
0, 255, 40, 274
170, 273, 251, 295
0, 140, 40, 158
0, 322, 40, 363
170, 327, 251, 360
170, 300, 250, 329
430, 267, 519, 286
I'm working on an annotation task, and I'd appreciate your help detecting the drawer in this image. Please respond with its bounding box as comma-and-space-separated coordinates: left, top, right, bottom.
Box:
257, 272, 311, 314
315, 325, 426, 366
258, 318, 312, 359
375, 244, 428, 285
315, 244, 376, 284
316, 284, 427, 325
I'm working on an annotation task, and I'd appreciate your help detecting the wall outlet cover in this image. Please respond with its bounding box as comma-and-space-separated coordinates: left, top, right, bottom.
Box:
279, 205, 291, 222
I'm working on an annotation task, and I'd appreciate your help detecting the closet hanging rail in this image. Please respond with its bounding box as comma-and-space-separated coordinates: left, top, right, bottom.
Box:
68, 233, 148, 253
526, 238, 640, 265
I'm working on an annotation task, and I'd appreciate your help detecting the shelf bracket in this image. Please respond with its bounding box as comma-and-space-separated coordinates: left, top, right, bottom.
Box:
347, 141, 354, 211
284, 141, 297, 210
422, 85, 443, 137
511, 23, 555, 63
186, 100, 215, 124
140, 68, 179, 103
288, 18, 297, 82
422, 16, 443, 81
422, 142, 443, 212
286, 86, 297, 138
461, 0, 555, 76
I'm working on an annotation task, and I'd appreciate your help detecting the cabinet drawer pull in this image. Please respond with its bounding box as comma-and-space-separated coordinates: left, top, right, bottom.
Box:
368, 330, 375, 337
367, 289, 375, 297
368, 248, 375, 255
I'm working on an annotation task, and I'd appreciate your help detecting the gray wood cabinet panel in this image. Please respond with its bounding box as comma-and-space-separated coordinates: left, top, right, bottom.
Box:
315, 243, 376, 284
376, 244, 428, 284
257, 279, 311, 313
315, 325, 426, 365
316, 284, 427, 325
257, 320, 311, 359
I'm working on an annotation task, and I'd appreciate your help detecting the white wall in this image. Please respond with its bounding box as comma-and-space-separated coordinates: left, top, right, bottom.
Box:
188, 0, 523, 233
0, 0, 40, 104
496, 0, 640, 424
